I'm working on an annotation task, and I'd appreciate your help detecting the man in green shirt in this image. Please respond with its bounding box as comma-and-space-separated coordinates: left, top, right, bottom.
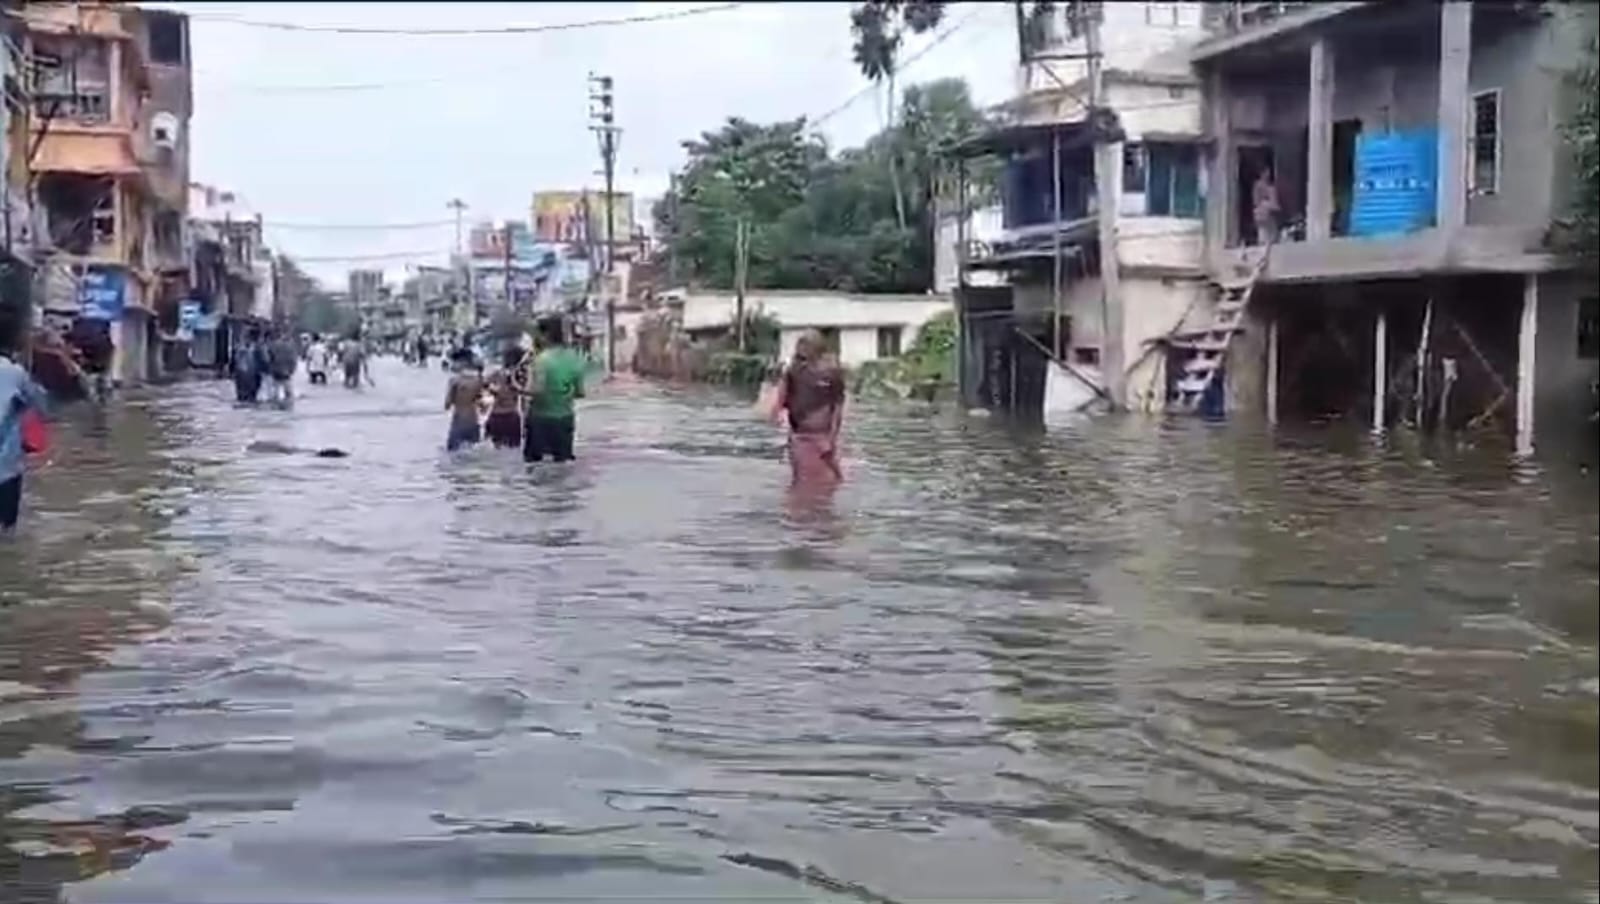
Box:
521, 320, 586, 463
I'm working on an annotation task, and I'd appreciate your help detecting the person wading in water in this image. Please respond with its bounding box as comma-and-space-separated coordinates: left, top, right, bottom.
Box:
521, 320, 585, 463
771, 330, 845, 486
485, 347, 525, 449
444, 348, 486, 451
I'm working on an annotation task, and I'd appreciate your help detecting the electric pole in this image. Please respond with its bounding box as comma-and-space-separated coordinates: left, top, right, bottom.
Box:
589, 72, 619, 373
502, 221, 513, 312
1084, 1, 1125, 410
447, 198, 467, 257
447, 198, 468, 333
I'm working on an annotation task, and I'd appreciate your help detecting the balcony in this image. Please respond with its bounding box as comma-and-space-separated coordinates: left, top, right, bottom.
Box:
1191, 1, 1371, 61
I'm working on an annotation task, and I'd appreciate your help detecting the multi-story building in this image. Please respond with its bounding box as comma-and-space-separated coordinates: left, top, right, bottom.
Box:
1, 3, 36, 320
1192, 0, 1597, 453
188, 183, 270, 366
22, 1, 191, 384
465, 220, 561, 323
347, 268, 383, 333
951, 1, 1212, 415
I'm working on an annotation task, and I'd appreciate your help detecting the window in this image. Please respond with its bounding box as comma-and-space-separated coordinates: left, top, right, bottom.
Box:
1580, 296, 1599, 360
876, 326, 902, 359
1145, 2, 1180, 27
148, 13, 185, 65
1122, 144, 1147, 194
1145, 143, 1203, 218
1469, 90, 1500, 196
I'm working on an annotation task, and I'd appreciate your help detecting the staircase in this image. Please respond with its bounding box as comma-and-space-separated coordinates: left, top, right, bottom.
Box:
1167, 248, 1273, 412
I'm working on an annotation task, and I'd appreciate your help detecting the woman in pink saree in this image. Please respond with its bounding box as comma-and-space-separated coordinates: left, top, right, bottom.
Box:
771, 330, 845, 486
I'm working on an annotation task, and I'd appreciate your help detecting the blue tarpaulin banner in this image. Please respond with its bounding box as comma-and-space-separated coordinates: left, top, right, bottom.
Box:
78, 266, 126, 321
1349, 131, 1438, 238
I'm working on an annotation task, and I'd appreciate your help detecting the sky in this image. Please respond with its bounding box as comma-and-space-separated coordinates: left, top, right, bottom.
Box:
151, 1, 1019, 285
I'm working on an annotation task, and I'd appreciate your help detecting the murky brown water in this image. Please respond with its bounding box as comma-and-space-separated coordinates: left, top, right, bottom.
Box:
1, 358, 1596, 903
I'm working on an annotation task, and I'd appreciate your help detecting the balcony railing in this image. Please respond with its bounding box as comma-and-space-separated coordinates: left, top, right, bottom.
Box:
1218, 1, 1318, 32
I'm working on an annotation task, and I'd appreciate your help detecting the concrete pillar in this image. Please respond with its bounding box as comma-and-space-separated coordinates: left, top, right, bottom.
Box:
1266, 315, 1280, 425
1436, 1, 1473, 233
109, 41, 124, 125
1372, 308, 1388, 433
1206, 68, 1234, 249
1515, 274, 1538, 455
1306, 39, 1335, 241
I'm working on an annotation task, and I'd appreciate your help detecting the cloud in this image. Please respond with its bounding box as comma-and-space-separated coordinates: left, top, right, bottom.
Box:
161, 2, 1015, 283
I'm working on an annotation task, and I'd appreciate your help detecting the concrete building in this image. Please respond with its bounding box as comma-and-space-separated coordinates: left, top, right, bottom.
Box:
951, 1, 1212, 416
1193, 0, 1597, 453
23, 2, 192, 384
674, 289, 952, 368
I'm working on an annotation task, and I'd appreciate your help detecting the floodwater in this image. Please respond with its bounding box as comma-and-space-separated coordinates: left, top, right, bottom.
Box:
1, 358, 1595, 904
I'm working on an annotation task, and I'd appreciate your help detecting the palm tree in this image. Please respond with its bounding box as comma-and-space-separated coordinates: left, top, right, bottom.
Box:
849, 0, 946, 232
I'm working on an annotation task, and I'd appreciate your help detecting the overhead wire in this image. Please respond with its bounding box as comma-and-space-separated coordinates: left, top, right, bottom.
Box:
287, 249, 454, 263
186, 3, 743, 36
263, 219, 456, 231
808, 3, 995, 129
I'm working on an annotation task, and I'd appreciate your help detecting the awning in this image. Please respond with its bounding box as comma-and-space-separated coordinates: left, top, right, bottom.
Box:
947, 121, 1089, 161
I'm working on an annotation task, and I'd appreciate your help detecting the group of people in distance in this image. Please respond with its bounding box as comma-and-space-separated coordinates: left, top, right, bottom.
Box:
229, 328, 304, 407
444, 318, 586, 463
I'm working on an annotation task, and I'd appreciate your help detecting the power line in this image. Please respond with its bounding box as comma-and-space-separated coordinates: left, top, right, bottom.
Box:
289, 249, 453, 263
809, 4, 993, 128
188, 3, 742, 36
264, 219, 456, 231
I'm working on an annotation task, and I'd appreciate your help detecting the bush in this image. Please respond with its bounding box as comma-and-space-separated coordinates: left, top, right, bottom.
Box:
706, 351, 770, 388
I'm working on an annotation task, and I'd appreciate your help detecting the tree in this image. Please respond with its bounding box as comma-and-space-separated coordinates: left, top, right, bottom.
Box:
1561, 35, 1598, 272
655, 77, 994, 295
849, 0, 946, 231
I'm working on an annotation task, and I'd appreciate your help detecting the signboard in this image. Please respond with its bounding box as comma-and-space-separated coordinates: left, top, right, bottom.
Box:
531, 191, 634, 245
78, 266, 126, 321
1350, 131, 1438, 238
177, 298, 204, 340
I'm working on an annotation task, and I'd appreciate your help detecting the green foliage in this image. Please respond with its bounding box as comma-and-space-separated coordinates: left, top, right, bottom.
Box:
850, 0, 946, 83
852, 311, 958, 401
656, 78, 994, 294
706, 351, 771, 389
1561, 34, 1599, 271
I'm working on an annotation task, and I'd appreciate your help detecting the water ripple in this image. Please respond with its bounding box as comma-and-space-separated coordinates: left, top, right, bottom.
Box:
0, 362, 1594, 903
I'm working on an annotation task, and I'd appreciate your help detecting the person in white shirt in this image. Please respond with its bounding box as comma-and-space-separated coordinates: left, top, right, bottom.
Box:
305, 335, 329, 385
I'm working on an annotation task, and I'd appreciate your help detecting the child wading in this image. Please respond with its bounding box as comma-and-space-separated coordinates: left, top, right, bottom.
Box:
485, 347, 525, 449
444, 349, 486, 451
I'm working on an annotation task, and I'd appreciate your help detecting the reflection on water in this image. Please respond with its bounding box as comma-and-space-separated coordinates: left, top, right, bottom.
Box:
1, 360, 1595, 903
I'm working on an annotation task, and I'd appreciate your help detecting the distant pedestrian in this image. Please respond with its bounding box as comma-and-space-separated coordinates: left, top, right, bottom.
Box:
771, 329, 845, 486
306, 334, 329, 385
265, 330, 299, 407
68, 317, 114, 402
1, 329, 49, 534
232, 330, 263, 403
485, 347, 525, 449
340, 336, 372, 389
521, 320, 585, 463
444, 348, 486, 451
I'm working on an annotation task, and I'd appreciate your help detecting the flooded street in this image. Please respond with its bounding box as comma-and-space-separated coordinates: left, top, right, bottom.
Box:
1, 358, 1596, 903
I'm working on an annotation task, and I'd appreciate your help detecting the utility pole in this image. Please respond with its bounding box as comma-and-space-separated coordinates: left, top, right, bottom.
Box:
734, 219, 749, 352
501, 221, 513, 311
447, 198, 468, 333
667, 172, 680, 288
589, 72, 619, 373
1084, 1, 1125, 409
447, 198, 467, 257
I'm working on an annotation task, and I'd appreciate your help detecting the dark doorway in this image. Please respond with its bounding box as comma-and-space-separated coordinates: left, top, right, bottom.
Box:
1332, 118, 1363, 237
